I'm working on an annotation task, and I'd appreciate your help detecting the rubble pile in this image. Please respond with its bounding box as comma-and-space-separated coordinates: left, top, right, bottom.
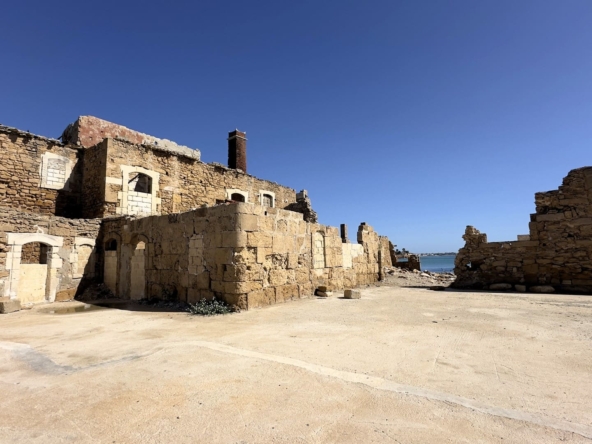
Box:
383, 266, 456, 288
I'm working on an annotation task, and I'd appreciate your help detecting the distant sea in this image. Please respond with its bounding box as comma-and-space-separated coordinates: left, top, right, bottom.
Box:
419, 255, 456, 273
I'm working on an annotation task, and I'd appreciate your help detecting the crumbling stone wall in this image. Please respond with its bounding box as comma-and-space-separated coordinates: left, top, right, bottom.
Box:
454, 167, 592, 293
101, 203, 391, 310
83, 138, 299, 218
392, 254, 421, 271
0, 127, 82, 217
0, 208, 102, 301
285, 190, 318, 223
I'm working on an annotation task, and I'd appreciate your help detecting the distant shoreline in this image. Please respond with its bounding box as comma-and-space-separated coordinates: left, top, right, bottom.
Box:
418, 252, 457, 257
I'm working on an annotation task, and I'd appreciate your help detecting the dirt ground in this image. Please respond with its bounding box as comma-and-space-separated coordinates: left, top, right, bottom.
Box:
1, 284, 592, 443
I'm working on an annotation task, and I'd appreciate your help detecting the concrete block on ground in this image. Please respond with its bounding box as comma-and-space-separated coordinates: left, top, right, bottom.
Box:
0, 298, 21, 314
344, 289, 361, 299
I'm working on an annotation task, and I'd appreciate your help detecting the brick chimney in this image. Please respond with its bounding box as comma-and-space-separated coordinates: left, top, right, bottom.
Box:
228, 130, 247, 172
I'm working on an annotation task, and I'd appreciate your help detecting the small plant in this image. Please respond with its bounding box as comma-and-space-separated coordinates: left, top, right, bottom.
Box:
186, 297, 235, 316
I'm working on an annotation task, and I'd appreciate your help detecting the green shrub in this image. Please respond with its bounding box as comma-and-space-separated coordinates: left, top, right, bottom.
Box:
186, 297, 235, 316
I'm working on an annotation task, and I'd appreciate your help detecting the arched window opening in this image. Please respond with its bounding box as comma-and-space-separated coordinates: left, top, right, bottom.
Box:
129, 173, 152, 194
262, 194, 273, 207
21, 242, 49, 265
105, 239, 118, 251
231, 193, 246, 203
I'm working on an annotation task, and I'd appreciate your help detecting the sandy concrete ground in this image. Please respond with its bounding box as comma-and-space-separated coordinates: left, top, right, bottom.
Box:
1, 286, 591, 443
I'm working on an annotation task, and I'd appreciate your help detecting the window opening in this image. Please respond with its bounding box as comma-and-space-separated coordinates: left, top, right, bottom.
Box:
262, 194, 273, 207
231, 193, 246, 203
129, 173, 152, 194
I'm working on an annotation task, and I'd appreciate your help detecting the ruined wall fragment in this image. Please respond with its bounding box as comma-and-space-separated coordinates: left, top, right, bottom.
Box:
453, 167, 592, 293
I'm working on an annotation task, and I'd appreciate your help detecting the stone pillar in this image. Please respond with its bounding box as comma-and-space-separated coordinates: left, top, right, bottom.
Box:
228, 130, 247, 172
340, 224, 348, 243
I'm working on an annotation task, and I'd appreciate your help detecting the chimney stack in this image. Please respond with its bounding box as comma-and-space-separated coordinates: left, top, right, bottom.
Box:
228, 130, 247, 172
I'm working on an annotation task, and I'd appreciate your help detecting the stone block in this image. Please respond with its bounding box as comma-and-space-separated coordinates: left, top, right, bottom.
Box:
247, 232, 273, 248
248, 287, 276, 308
269, 269, 288, 286
256, 247, 271, 264
514, 284, 526, 292
298, 282, 314, 298
0, 298, 20, 313
225, 281, 263, 294
272, 234, 287, 254
287, 253, 298, 269
260, 216, 275, 231
55, 288, 76, 301
296, 267, 310, 284
237, 214, 259, 232
489, 283, 512, 291
222, 231, 248, 248
344, 289, 361, 299
530, 285, 555, 293
209, 247, 234, 265
536, 213, 565, 222
276, 219, 288, 233
276, 284, 298, 302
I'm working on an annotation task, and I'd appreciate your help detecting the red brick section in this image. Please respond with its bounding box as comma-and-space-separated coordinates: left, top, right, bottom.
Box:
228, 130, 247, 173
68, 116, 149, 148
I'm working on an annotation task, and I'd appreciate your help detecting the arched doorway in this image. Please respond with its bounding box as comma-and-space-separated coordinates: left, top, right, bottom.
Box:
17, 242, 49, 304
104, 238, 118, 295
5, 232, 63, 303
130, 239, 146, 300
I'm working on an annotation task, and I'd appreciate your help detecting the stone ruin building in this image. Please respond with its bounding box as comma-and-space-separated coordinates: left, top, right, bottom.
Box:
0, 116, 394, 311
454, 167, 592, 294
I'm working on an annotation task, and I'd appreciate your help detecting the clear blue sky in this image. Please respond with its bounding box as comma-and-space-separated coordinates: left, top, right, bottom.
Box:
3, 1, 592, 252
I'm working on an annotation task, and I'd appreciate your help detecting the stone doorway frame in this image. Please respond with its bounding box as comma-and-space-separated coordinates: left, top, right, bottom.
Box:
4, 233, 64, 301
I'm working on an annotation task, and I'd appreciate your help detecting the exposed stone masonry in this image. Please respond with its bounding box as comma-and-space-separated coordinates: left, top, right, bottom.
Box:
0, 208, 101, 301
0, 116, 393, 309
454, 167, 592, 293
102, 203, 390, 310
0, 127, 81, 217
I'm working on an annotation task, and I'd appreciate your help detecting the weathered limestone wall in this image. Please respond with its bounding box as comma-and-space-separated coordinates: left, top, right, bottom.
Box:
0, 126, 82, 218
454, 167, 592, 293
85, 138, 298, 218
0, 208, 102, 302
101, 203, 390, 310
